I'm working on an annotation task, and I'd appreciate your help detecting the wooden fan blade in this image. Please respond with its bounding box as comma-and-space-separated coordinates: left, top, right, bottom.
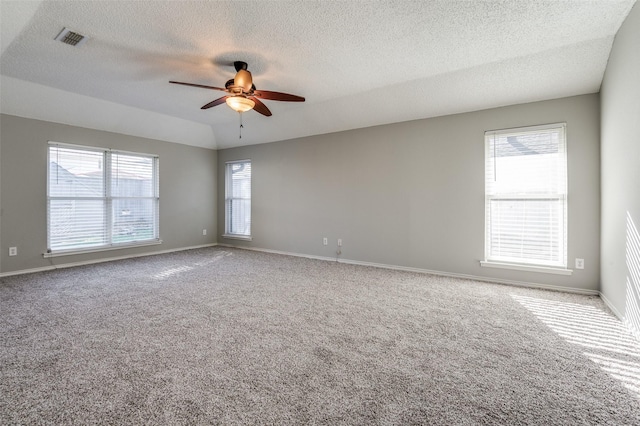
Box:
170, 81, 227, 92
250, 97, 272, 116
201, 96, 229, 109
253, 90, 305, 102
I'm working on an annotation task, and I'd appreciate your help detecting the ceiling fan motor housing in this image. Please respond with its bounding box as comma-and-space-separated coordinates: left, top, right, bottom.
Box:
235, 69, 253, 92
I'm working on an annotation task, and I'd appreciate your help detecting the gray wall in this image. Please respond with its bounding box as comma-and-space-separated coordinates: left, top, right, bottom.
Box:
0, 114, 217, 274
600, 3, 640, 332
218, 94, 601, 292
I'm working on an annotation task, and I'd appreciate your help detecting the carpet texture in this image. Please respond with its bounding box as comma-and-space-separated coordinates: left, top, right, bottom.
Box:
1, 247, 639, 424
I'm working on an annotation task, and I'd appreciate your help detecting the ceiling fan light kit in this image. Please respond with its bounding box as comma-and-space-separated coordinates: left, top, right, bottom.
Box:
226, 96, 255, 113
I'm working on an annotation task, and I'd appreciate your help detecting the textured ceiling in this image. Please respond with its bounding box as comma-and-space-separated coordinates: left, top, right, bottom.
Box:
0, 0, 636, 149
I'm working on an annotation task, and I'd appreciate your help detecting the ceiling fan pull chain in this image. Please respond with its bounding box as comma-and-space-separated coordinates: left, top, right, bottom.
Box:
239, 112, 243, 139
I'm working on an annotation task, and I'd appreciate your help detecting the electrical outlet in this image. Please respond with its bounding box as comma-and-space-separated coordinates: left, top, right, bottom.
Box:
202, 229, 207, 236
9, 247, 17, 256
338, 239, 342, 247
575, 258, 584, 269
323, 237, 328, 246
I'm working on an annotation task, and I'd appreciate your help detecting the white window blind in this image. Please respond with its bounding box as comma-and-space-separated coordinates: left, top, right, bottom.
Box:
485, 124, 567, 268
224, 160, 251, 238
48, 143, 159, 253
110, 152, 159, 245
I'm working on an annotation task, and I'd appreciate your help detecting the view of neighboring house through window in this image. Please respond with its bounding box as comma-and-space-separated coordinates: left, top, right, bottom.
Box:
47, 143, 159, 253
484, 123, 568, 269
224, 159, 251, 239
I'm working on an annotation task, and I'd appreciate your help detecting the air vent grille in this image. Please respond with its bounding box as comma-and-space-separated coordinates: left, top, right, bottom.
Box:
54, 27, 88, 47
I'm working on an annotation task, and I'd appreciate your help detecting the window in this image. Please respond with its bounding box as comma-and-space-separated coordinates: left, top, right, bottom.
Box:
47, 143, 159, 254
224, 160, 251, 239
484, 123, 567, 270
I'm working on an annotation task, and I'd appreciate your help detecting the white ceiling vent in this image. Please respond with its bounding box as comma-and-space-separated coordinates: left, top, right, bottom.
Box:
54, 27, 88, 47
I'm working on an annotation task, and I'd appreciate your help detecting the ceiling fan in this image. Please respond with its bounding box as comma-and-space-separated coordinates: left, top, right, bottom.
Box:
170, 61, 305, 116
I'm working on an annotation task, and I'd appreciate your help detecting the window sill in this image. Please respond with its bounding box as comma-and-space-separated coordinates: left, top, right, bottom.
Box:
43, 239, 163, 258
222, 234, 252, 241
480, 261, 572, 276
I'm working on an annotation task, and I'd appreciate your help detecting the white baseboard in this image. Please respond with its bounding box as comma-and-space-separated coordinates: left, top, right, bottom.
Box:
599, 291, 624, 319
1, 242, 600, 297
600, 291, 640, 341
217, 244, 599, 296
0, 265, 58, 277
216, 243, 338, 263
0, 243, 218, 278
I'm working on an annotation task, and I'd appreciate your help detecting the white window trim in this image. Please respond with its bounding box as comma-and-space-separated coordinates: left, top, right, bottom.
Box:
222, 234, 253, 241
480, 260, 573, 275
484, 123, 569, 272
46, 142, 160, 256
43, 239, 163, 258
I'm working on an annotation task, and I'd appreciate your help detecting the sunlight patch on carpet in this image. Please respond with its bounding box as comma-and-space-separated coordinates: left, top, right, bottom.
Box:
512, 294, 640, 398
153, 251, 232, 279
153, 265, 193, 279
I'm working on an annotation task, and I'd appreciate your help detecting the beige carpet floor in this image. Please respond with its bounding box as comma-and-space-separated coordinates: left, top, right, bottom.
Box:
2, 247, 640, 424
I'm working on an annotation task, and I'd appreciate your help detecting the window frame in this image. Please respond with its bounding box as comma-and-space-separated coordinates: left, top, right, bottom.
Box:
46, 142, 161, 257
481, 123, 570, 274
223, 159, 252, 241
